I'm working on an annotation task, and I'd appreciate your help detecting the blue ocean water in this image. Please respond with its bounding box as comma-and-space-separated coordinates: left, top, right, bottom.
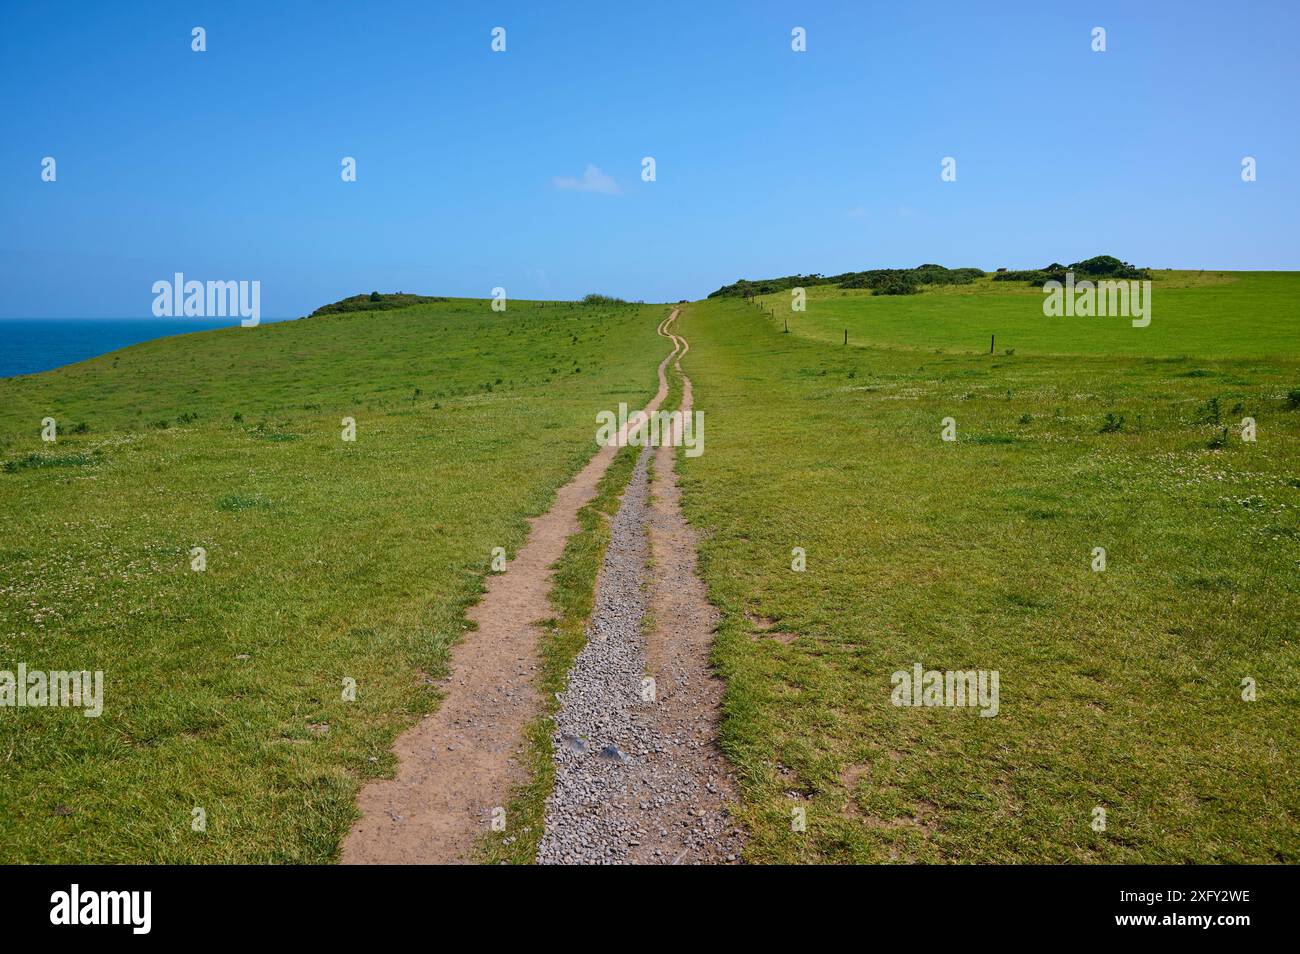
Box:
0, 318, 285, 378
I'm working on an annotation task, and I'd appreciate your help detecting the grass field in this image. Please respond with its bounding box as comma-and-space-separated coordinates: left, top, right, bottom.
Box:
755, 271, 1299, 359
0, 298, 665, 862
677, 281, 1299, 863
3, 273, 1296, 865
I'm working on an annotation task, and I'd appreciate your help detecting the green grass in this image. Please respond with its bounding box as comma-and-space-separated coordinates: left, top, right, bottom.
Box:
4, 276, 1296, 865
758, 271, 1299, 358
0, 297, 666, 862
677, 291, 1300, 863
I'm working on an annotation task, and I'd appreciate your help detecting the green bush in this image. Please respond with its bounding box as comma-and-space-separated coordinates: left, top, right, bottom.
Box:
871, 272, 921, 296
710, 264, 986, 298
993, 255, 1150, 286
310, 293, 448, 316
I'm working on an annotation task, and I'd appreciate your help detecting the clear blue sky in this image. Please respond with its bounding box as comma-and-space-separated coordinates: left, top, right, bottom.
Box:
2, 0, 1297, 317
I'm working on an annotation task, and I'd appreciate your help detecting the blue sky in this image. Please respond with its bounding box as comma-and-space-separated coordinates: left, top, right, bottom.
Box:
2, 0, 1297, 317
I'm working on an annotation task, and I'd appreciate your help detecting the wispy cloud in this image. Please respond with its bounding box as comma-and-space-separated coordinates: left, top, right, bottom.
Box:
552, 164, 621, 196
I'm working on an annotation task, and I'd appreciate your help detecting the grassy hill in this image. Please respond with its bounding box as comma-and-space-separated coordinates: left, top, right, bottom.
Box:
0, 297, 667, 862
756, 271, 1299, 359
677, 281, 1299, 863
3, 275, 1295, 865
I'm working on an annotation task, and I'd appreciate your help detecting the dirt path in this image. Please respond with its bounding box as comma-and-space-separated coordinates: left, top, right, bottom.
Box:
537, 310, 744, 864
341, 311, 683, 864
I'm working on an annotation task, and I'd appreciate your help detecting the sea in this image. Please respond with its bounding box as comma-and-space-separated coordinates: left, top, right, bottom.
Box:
0, 318, 287, 378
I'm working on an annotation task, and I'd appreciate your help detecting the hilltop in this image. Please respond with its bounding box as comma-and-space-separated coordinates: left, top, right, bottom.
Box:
707, 255, 1151, 299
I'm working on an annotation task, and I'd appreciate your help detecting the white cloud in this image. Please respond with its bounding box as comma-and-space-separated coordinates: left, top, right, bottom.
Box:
552, 164, 621, 195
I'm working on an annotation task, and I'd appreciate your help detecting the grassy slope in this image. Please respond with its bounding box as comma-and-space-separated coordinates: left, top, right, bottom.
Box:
677, 291, 1299, 863
0, 298, 665, 862
756, 271, 1299, 358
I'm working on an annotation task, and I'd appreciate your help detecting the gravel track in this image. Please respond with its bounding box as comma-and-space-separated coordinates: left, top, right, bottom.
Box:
538, 315, 743, 865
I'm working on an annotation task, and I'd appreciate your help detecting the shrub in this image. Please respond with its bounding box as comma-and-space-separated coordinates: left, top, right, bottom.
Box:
871, 272, 921, 296
994, 255, 1150, 286
310, 293, 448, 316
709, 274, 832, 298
